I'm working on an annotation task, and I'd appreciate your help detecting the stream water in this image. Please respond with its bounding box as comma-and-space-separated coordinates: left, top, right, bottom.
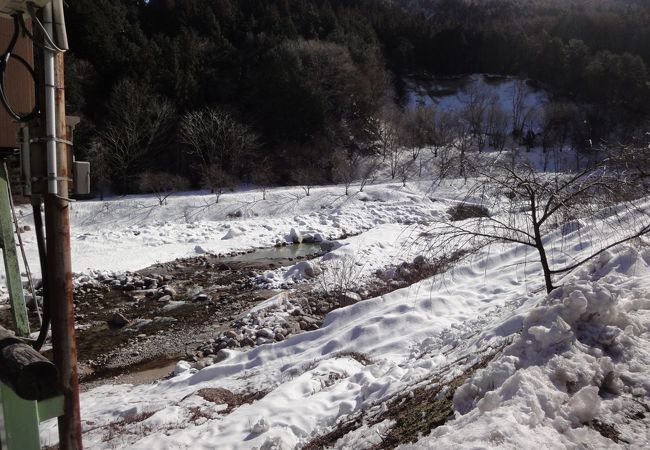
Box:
218, 243, 323, 263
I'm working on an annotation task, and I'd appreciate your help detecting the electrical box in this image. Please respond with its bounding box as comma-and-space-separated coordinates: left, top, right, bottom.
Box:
0, 0, 49, 17
73, 161, 90, 195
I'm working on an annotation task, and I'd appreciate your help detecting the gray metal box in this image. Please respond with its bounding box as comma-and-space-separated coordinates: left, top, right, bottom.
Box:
73, 160, 90, 195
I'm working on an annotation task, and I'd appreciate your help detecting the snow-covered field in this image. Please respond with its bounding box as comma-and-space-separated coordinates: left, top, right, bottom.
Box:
22, 143, 649, 449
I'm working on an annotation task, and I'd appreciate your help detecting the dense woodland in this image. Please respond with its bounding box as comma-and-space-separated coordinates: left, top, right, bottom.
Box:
63, 0, 650, 195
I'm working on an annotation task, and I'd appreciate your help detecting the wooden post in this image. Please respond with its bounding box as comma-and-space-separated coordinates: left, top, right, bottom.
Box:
42, 10, 83, 449
0, 163, 29, 337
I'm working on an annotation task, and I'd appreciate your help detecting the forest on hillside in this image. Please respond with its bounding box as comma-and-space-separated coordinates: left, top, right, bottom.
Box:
64, 0, 650, 195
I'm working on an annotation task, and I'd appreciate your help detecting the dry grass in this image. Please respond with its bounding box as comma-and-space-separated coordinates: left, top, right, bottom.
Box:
447, 203, 490, 221
332, 351, 374, 366
198, 387, 267, 414
101, 410, 156, 442
303, 343, 509, 450
187, 406, 215, 424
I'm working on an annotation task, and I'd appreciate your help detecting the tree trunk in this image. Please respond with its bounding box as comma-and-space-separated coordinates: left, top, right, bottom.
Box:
533, 226, 554, 293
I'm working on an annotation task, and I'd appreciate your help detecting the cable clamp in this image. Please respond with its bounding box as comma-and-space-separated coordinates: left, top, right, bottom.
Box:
30, 137, 74, 146
54, 195, 76, 203
31, 176, 72, 182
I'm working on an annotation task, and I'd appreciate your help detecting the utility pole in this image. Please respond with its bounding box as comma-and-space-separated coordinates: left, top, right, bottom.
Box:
42, 3, 82, 449
0, 1, 84, 447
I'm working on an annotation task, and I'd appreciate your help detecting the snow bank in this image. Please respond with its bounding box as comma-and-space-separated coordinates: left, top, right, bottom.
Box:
404, 246, 650, 449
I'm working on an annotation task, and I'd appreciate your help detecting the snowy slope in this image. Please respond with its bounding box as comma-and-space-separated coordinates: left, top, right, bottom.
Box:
38, 190, 650, 449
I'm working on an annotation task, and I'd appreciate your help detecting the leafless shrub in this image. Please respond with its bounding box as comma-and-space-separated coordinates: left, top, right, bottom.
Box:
318, 255, 364, 298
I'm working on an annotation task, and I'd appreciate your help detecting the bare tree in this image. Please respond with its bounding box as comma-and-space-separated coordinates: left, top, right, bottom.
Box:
462, 85, 490, 151
86, 140, 111, 200
486, 101, 509, 152
511, 79, 528, 136
432, 159, 650, 293
452, 120, 473, 180
293, 162, 324, 197
138, 171, 190, 205
430, 110, 455, 158
331, 149, 360, 195
365, 105, 402, 164
397, 159, 415, 187
98, 79, 174, 193
251, 159, 275, 200
404, 105, 433, 161
358, 156, 380, 192
201, 164, 234, 203
540, 102, 577, 171
434, 144, 457, 182
181, 107, 258, 181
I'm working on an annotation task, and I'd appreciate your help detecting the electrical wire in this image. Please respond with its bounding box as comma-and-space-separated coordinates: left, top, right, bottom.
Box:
25, 2, 67, 54
32, 200, 50, 351
0, 15, 39, 122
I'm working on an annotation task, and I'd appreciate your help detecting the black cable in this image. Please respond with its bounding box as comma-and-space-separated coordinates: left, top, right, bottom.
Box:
32, 201, 50, 351
0, 14, 39, 122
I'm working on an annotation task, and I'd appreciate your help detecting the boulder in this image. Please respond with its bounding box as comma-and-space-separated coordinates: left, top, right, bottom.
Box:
174, 360, 192, 375
108, 313, 129, 328
285, 261, 321, 279
320, 240, 343, 252
290, 228, 302, 244
301, 232, 323, 244
160, 285, 176, 297
340, 291, 362, 307
256, 328, 275, 339
192, 293, 211, 302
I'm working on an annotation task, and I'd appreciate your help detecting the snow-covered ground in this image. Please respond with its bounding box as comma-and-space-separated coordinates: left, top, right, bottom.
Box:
38, 189, 650, 449
20, 143, 648, 449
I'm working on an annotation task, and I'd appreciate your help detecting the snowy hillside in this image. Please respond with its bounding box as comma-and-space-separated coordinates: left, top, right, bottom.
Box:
25, 157, 650, 448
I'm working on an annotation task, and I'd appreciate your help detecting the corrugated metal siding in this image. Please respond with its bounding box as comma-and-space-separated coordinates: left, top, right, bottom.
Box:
0, 16, 35, 149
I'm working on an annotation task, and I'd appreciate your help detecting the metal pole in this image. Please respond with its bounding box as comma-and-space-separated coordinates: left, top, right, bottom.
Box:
42, 4, 83, 448
43, 4, 58, 196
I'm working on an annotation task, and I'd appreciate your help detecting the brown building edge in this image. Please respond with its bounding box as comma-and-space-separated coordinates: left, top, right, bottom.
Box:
0, 15, 35, 150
